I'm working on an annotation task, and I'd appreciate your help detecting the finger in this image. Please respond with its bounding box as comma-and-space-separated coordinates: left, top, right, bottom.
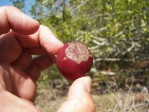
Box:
13, 31, 40, 48
0, 32, 22, 64
0, 31, 46, 64
13, 31, 48, 55
0, 6, 39, 35
39, 25, 64, 55
12, 49, 32, 69
57, 77, 96, 112
0, 24, 62, 64
25, 55, 55, 81
1, 64, 36, 101
14, 25, 64, 55
0, 90, 41, 112
11, 48, 47, 70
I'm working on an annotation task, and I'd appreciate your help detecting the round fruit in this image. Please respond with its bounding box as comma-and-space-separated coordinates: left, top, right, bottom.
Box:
56, 42, 93, 80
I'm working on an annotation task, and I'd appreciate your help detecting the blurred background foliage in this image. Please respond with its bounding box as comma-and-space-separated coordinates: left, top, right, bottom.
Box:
11, 0, 149, 91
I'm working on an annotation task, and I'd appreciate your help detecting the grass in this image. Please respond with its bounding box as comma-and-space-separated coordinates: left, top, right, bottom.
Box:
94, 92, 149, 112
35, 87, 149, 112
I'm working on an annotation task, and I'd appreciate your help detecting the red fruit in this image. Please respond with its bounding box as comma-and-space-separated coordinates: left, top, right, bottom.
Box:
56, 42, 93, 80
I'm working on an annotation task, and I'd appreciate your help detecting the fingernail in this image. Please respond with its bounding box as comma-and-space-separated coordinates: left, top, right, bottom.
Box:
83, 76, 91, 93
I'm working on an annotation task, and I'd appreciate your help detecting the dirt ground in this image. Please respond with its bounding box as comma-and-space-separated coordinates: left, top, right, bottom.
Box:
35, 88, 149, 112
35, 88, 66, 112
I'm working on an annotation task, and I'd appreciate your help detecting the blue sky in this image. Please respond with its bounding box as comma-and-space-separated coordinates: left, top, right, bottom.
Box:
0, 0, 12, 6
0, 0, 35, 17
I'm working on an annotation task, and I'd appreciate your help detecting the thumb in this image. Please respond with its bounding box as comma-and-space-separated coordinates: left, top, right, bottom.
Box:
57, 76, 96, 112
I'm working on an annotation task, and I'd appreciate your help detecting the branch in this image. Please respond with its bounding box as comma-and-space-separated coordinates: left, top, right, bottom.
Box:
94, 57, 149, 62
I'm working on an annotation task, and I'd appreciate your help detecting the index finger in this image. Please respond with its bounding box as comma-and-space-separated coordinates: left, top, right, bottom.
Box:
14, 25, 64, 55
0, 6, 39, 35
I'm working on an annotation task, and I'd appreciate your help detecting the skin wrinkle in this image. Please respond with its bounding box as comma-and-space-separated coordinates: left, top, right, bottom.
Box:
0, 69, 6, 90
11, 48, 32, 71
5, 7, 11, 33
76, 100, 91, 112
3, 71, 12, 92
67, 92, 93, 112
16, 29, 39, 48
0, 32, 22, 64
38, 25, 63, 55
67, 77, 95, 112
29, 47, 47, 55
9, 67, 36, 101
12, 32, 24, 48
0, 78, 5, 90
0, 7, 10, 34
25, 55, 55, 82
69, 99, 91, 112
37, 27, 41, 49
2, 6, 39, 35
6, 6, 24, 33
0, 65, 12, 92
80, 97, 94, 112
38, 26, 46, 52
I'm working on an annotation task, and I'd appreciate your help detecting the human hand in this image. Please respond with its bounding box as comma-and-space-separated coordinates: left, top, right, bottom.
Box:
0, 6, 96, 112
57, 76, 96, 112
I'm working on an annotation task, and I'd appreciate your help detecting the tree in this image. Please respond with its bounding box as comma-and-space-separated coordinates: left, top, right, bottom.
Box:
10, 0, 149, 78
10, 0, 25, 11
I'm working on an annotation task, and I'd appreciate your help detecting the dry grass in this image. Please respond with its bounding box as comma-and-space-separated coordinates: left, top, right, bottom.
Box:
35, 89, 66, 112
35, 88, 149, 112
93, 92, 149, 112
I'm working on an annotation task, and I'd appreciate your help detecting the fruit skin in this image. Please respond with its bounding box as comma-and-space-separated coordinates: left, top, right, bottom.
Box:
56, 42, 93, 80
